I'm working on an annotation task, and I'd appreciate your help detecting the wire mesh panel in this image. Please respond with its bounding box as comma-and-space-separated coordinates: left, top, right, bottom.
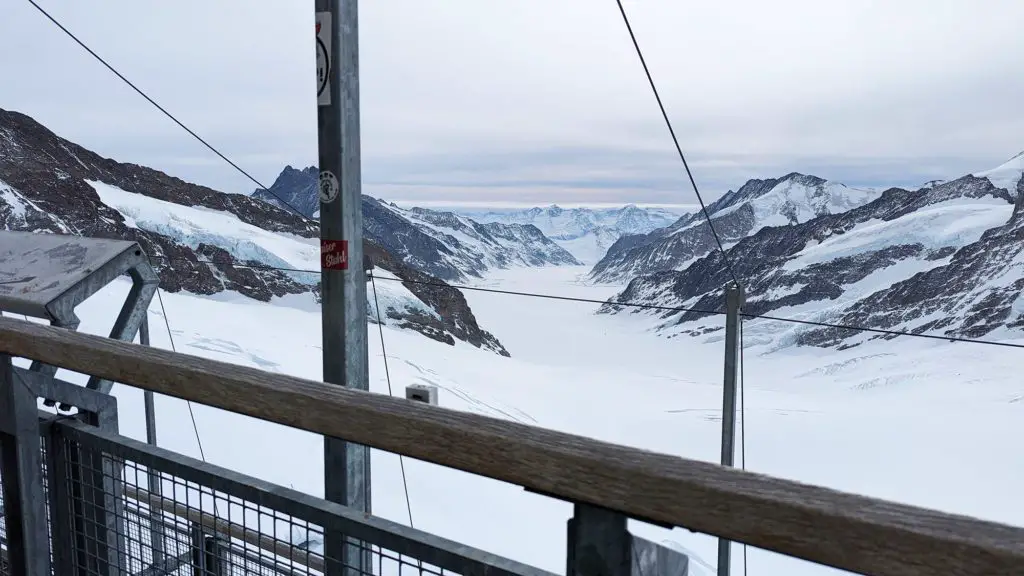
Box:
42, 419, 553, 576
0, 432, 56, 576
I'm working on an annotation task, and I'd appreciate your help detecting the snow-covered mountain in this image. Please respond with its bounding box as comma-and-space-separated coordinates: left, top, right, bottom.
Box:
366, 201, 581, 280
599, 154, 1024, 348
253, 166, 581, 279
0, 108, 507, 355
459, 204, 685, 264
590, 173, 879, 283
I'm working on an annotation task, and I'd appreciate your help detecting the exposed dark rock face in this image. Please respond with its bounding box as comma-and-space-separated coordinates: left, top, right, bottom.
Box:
252, 165, 319, 218
799, 174, 1024, 346
360, 196, 467, 281
590, 173, 877, 283
1, 109, 316, 237
363, 243, 509, 356
600, 171, 1023, 347
0, 108, 508, 354
0, 108, 315, 301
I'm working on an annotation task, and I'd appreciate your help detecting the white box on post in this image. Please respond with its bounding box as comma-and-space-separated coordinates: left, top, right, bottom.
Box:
405, 384, 438, 406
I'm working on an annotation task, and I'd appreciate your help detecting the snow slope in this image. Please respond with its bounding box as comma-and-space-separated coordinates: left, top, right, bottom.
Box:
781, 197, 1011, 271
461, 204, 686, 265
681, 176, 876, 235
15, 265, 1024, 576
87, 181, 505, 351
590, 173, 879, 283
549, 226, 621, 265
90, 180, 320, 282
974, 150, 1024, 196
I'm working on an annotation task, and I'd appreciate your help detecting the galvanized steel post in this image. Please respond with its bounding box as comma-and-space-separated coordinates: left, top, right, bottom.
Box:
717, 282, 744, 576
567, 503, 631, 576
315, 1, 371, 575
0, 353, 51, 576
140, 317, 166, 566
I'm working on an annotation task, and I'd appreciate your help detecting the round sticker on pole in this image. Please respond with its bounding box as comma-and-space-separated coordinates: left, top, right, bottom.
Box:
319, 170, 340, 204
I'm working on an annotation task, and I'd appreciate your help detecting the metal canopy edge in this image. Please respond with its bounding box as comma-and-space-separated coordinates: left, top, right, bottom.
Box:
0, 230, 159, 395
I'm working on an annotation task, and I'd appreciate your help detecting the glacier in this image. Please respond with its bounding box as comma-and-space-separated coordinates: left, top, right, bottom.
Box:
460, 204, 687, 264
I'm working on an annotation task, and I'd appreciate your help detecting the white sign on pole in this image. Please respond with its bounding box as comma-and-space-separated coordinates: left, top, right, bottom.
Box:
315, 12, 331, 107
319, 170, 340, 204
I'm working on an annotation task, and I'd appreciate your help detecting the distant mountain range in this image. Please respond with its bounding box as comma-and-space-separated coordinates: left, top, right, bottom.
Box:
253, 165, 686, 265
598, 153, 1024, 348
245, 154, 1024, 350
8, 105, 1024, 352
253, 165, 581, 280
458, 204, 685, 264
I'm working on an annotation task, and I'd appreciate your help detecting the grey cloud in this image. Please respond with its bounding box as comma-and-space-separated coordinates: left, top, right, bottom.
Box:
3, 0, 1022, 203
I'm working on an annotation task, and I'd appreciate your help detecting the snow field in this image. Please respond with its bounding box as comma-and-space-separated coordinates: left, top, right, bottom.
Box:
8, 264, 1020, 576
973, 151, 1024, 195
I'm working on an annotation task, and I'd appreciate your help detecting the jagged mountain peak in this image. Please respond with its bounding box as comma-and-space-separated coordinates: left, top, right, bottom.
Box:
707, 172, 823, 211
590, 172, 877, 283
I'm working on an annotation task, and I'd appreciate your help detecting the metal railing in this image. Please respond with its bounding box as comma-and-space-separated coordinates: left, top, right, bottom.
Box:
1, 359, 555, 576
3, 315, 1024, 576
50, 417, 542, 576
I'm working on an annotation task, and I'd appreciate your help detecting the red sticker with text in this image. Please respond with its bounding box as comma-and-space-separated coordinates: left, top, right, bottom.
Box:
321, 239, 349, 270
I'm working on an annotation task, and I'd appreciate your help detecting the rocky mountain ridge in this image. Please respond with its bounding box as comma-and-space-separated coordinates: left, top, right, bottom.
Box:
590, 173, 878, 283
0, 108, 507, 354
599, 155, 1024, 348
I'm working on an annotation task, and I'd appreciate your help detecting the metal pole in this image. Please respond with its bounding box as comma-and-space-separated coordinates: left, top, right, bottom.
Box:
140, 318, 166, 565
0, 353, 52, 576
566, 504, 631, 576
140, 317, 158, 448
315, 1, 371, 575
717, 282, 744, 576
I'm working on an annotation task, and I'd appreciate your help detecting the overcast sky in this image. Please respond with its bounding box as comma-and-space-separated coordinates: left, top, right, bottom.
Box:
3, 0, 1023, 206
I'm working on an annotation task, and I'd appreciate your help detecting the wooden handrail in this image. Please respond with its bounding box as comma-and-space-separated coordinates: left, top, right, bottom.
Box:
3, 316, 1024, 575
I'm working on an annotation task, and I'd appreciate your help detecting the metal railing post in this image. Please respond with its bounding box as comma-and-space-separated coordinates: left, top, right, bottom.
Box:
0, 353, 51, 576
717, 282, 744, 576
139, 317, 167, 566
567, 503, 631, 576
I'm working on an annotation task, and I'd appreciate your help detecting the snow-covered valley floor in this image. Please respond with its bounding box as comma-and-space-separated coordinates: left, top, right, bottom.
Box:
15, 265, 1024, 576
